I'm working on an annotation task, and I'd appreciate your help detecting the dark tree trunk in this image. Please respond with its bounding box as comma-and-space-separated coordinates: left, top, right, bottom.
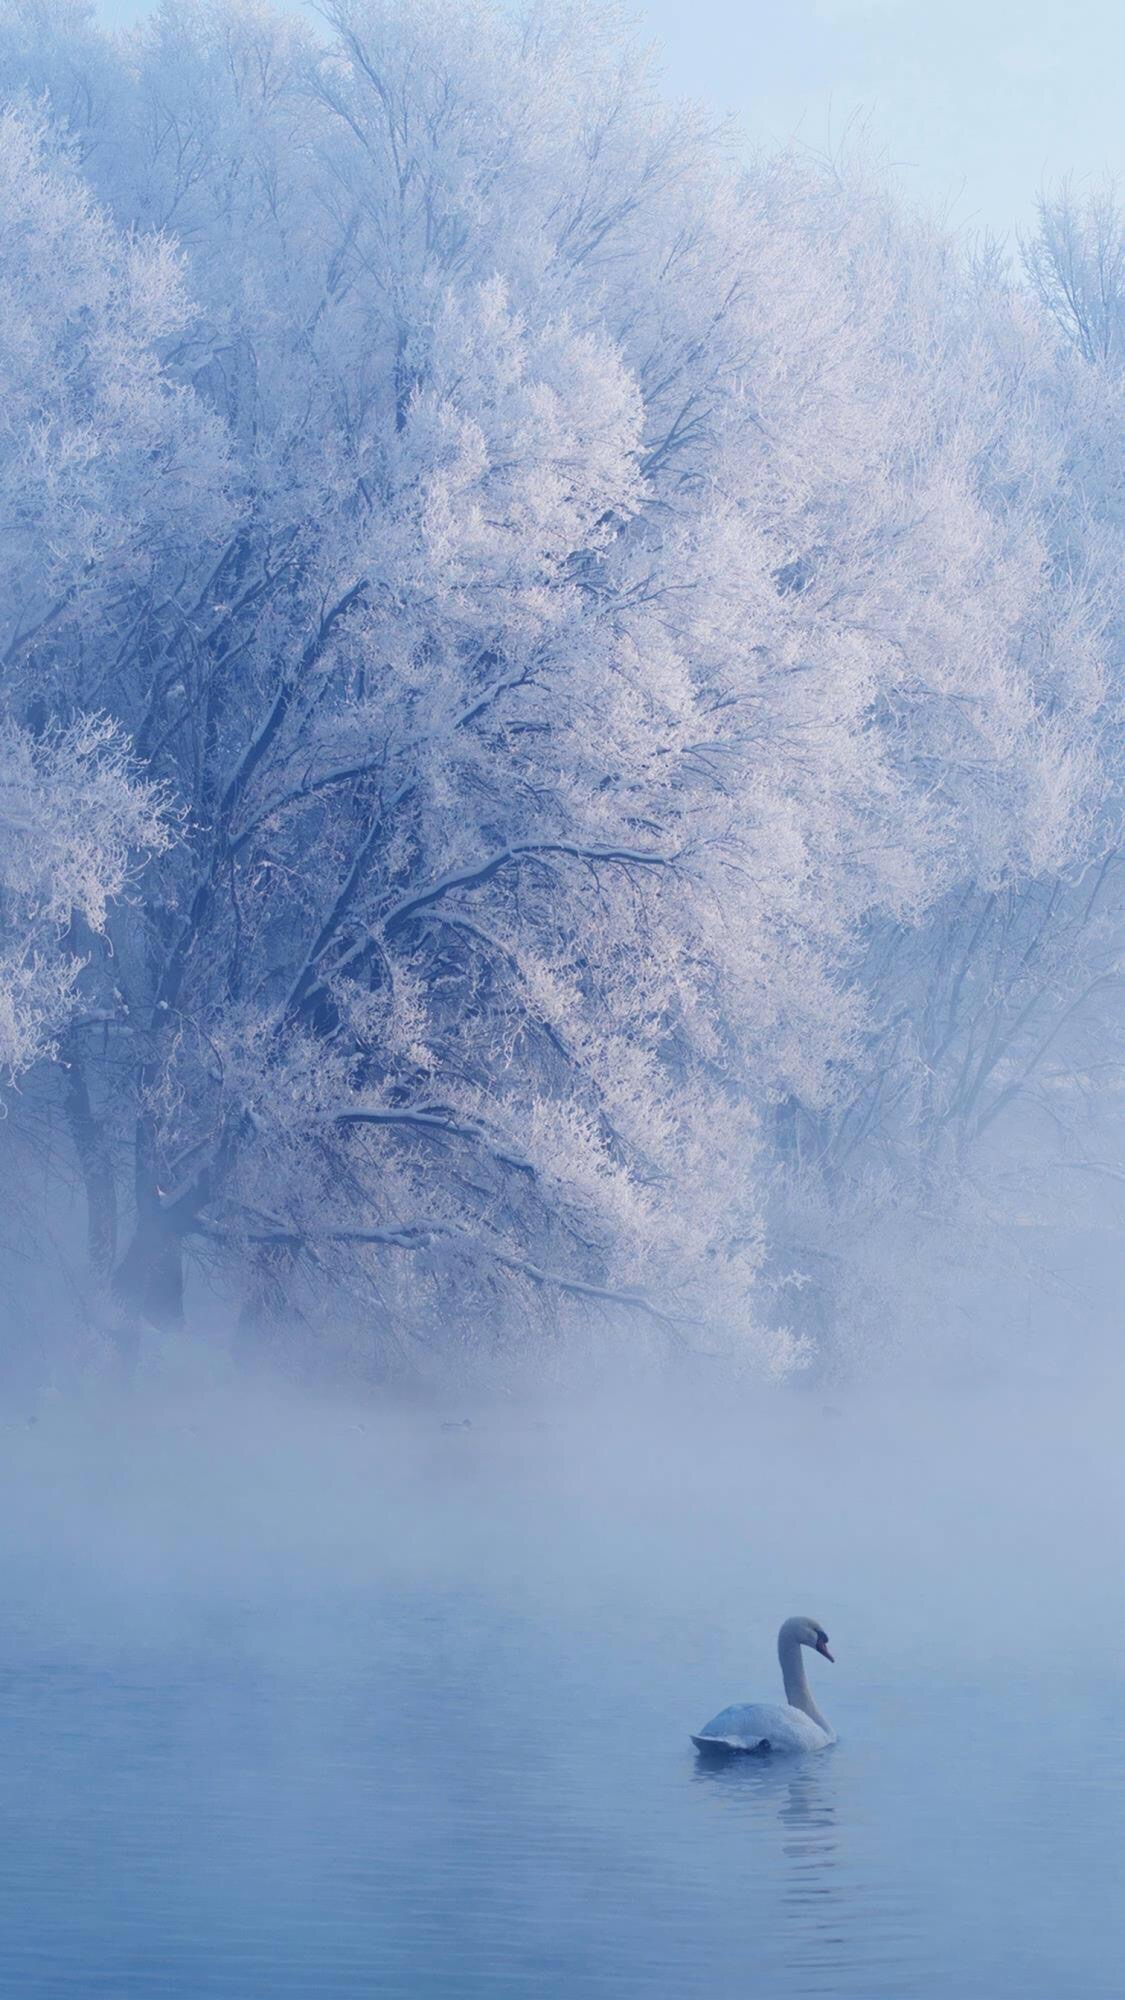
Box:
233, 1241, 305, 1370
109, 1092, 187, 1332
113, 1215, 186, 1329
61, 1042, 118, 1278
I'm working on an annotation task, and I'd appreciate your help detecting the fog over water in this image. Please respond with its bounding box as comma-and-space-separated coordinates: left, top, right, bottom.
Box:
2, 0, 1125, 1986
2, 1355, 1123, 1997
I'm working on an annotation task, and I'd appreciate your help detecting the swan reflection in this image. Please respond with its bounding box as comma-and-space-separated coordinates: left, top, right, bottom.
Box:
691, 1750, 852, 1973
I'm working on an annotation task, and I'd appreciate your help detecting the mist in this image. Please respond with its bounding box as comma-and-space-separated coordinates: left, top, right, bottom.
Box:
1, 0, 1125, 1988
4, 1362, 1124, 1994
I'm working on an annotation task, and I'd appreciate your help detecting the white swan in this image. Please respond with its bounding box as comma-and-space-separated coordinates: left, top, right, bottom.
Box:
692, 1616, 836, 1754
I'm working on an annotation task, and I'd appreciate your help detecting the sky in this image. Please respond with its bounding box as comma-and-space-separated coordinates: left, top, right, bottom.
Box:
88, 0, 1125, 242
639, 0, 1125, 238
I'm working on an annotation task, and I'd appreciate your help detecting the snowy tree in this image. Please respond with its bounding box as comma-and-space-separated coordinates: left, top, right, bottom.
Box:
0, 106, 187, 1086
0, 0, 1120, 1377
0, 718, 167, 1079
776, 249, 1125, 1362
1023, 179, 1125, 370
0, 100, 227, 1270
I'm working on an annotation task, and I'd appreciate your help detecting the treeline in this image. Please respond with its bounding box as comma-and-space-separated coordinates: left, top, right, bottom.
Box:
0, 0, 1121, 1376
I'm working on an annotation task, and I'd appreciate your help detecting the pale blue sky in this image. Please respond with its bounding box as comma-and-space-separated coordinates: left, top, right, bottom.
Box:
640, 0, 1124, 236
91, 0, 1123, 238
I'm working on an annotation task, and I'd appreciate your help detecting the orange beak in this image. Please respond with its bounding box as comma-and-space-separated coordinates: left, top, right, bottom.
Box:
816, 1636, 834, 1662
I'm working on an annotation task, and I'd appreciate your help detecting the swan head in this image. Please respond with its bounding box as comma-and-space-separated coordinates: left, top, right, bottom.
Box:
780, 1615, 834, 1664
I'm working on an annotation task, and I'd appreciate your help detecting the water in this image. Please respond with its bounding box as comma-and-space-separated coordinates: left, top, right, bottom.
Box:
0, 1379, 1122, 1997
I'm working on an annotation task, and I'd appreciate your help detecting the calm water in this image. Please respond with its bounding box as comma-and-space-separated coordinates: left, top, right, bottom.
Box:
1, 1382, 1122, 1997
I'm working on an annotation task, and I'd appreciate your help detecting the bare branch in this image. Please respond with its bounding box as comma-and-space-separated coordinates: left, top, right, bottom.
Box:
379, 840, 676, 939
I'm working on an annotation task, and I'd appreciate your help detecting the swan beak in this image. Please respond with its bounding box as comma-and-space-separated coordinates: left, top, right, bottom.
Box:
816, 1637, 834, 1662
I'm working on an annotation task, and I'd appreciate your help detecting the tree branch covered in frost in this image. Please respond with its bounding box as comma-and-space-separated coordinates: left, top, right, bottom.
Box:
0, 719, 168, 1076
0, 0, 1121, 1372
1023, 179, 1125, 368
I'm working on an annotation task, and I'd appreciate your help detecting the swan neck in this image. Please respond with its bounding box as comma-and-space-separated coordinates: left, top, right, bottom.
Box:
779, 1630, 830, 1734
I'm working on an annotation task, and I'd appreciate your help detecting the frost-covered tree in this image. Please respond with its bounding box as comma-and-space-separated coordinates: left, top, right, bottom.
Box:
0, 0, 1120, 1376
0, 718, 166, 1079
0, 106, 182, 1085
777, 246, 1125, 1362
1023, 179, 1125, 370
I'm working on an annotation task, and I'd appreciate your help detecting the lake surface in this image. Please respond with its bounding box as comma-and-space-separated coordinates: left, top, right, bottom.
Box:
1, 1379, 1122, 1997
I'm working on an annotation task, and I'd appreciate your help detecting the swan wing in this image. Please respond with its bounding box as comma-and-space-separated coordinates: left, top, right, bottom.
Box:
692, 1702, 831, 1754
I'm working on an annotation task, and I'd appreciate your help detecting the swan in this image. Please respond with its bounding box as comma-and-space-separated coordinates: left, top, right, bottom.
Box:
691, 1616, 836, 1754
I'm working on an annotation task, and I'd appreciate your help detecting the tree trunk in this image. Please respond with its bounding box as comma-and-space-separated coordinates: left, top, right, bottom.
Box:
234, 1241, 304, 1369
113, 1219, 185, 1329
61, 1042, 118, 1279
113, 1151, 186, 1333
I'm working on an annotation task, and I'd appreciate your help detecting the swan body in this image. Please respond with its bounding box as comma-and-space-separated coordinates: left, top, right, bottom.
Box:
691, 1701, 831, 1754
692, 1616, 836, 1755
